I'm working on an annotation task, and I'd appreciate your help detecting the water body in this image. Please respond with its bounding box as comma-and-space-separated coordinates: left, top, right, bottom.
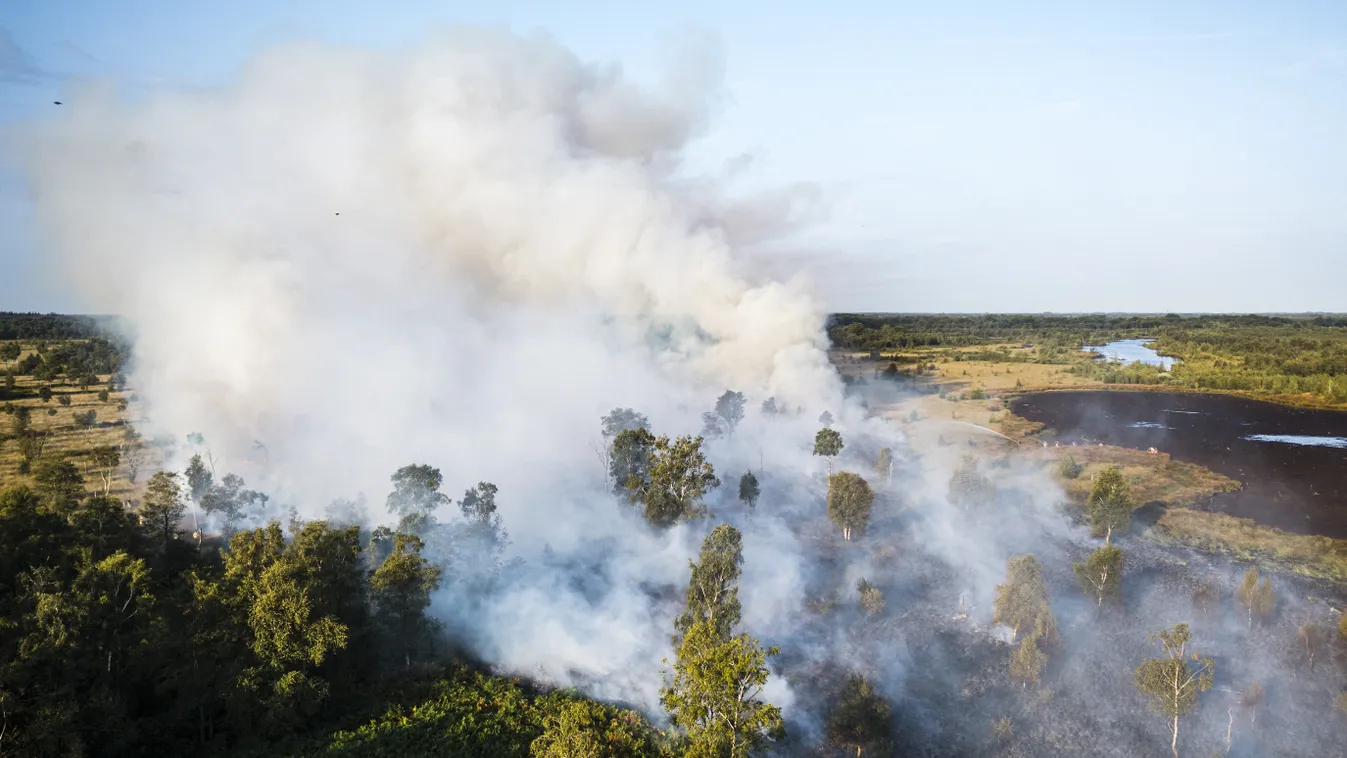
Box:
1080, 338, 1180, 370
1011, 390, 1347, 538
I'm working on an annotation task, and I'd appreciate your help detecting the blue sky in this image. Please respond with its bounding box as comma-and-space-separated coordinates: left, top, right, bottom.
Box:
2, 0, 1346, 312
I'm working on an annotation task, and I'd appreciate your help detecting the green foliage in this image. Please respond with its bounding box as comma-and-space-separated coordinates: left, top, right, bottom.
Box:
33, 457, 86, 513
1236, 568, 1277, 627
674, 524, 743, 644
948, 455, 993, 510
661, 620, 784, 758
812, 428, 843, 469
600, 408, 650, 441
993, 555, 1058, 645
0, 341, 20, 361
827, 472, 874, 541
737, 471, 760, 510
825, 674, 892, 755
625, 435, 719, 528
58, 393, 72, 407
386, 464, 449, 517
201, 472, 268, 538
1073, 545, 1123, 607
610, 427, 655, 496
1010, 632, 1047, 688
1056, 454, 1082, 479
968, 387, 987, 400
713, 390, 746, 437
73, 408, 97, 428
186, 453, 214, 502
856, 578, 884, 616
1088, 466, 1132, 543
1134, 623, 1214, 756
38, 384, 52, 402
142, 471, 187, 550
370, 533, 443, 670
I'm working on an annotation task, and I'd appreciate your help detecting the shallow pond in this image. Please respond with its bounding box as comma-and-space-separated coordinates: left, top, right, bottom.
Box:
1010, 390, 1347, 538
1080, 338, 1179, 370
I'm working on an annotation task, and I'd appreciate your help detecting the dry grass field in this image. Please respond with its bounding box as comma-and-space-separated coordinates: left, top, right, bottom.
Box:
1, 341, 154, 500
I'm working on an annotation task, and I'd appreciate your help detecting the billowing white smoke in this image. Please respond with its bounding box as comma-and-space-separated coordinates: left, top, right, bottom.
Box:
14, 28, 840, 712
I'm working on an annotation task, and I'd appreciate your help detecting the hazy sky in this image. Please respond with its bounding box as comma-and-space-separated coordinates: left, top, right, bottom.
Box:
2, 1, 1345, 313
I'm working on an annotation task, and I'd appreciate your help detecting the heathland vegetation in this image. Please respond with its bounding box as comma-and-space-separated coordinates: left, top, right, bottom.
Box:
829, 313, 1347, 407
4, 312, 1347, 757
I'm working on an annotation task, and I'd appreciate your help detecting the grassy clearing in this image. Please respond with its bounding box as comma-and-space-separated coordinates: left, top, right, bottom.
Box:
2, 343, 148, 498
1037, 445, 1241, 509
1151, 509, 1347, 582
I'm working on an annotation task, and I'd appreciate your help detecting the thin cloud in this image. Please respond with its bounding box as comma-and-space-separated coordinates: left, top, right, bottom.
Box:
0, 27, 54, 84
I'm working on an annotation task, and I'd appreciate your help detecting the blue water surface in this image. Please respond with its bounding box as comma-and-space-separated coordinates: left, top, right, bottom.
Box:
1080, 338, 1179, 370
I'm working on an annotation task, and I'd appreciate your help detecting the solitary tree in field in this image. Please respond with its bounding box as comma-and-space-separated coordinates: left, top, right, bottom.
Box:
826, 674, 892, 757
1057, 453, 1082, 479
1236, 568, 1277, 628
761, 397, 779, 416
675, 524, 743, 644
39, 385, 52, 402
856, 578, 884, 616
738, 471, 760, 510
1298, 621, 1327, 673
993, 555, 1057, 645
948, 455, 993, 510
627, 435, 719, 528
813, 428, 844, 479
1073, 545, 1123, 607
1088, 465, 1132, 544
714, 390, 747, 437
142, 471, 187, 551
828, 472, 874, 541
1134, 623, 1214, 758
874, 447, 893, 487
89, 445, 120, 496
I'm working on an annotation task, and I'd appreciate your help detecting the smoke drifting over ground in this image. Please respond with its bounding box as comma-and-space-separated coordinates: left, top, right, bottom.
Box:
15, 28, 1347, 757
15, 27, 845, 712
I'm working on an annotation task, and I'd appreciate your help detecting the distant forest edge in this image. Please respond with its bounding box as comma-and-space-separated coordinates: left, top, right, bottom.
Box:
0, 312, 127, 341
828, 313, 1347, 407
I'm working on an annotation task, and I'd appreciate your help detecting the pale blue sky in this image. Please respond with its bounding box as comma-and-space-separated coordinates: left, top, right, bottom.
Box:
3, 1, 1346, 312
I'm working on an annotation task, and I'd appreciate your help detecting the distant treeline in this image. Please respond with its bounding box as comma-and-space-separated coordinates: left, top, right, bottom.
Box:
0, 312, 118, 341
826, 313, 1342, 351
829, 313, 1347, 405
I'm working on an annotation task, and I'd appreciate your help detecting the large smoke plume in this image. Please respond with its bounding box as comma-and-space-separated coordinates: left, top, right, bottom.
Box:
14, 27, 845, 712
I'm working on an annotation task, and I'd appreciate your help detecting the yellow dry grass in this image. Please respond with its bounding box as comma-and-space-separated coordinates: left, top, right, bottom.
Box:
1153, 509, 1347, 582
2, 343, 152, 499
1036, 445, 1241, 509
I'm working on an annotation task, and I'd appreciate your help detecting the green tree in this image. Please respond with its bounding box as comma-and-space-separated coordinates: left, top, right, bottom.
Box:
856, 578, 884, 616
737, 471, 760, 510
1134, 623, 1214, 758
674, 524, 743, 643
1010, 632, 1047, 689
73, 409, 97, 428
827, 472, 874, 541
760, 397, 778, 416
88, 445, 120, 496
141, 471, 187, 550
627, 435, 719, 528
826, 673, 892, 757
531, 698, 661, 758
0, 341, 19, 361
600, 408, 650, 484
33, 458, 85, 513
993, 555, 1057, 645
370, 532, 443, 670
874, 447, 893, 487
661, 620, 784, 758
713, 390, 746, 437
1073, 544, 1123, 607
948, 455, 993, 510
1236, 568, 1276, 628
611, 427, 656, 496
38, 385, 52, 402
813, 428, 843, 478
1088, 465, 1132, 544
386, 464, 449, 517
185, 453, 213, 503
1057, 454, 1082, 479
58, 393, 72, 407
201, 473, 267, 538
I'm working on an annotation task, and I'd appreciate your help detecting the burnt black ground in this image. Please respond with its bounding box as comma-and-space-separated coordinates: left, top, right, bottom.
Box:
1011, 390, 1347, 538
